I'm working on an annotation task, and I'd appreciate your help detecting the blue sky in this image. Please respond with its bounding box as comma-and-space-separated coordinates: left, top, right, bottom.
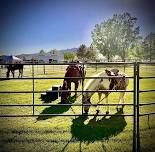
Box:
0, 0, 155, 54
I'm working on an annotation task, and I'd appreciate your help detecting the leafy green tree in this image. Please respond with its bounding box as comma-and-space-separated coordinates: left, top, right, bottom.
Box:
64, 52, 75, 61
39, 49, 46, 56
85, 45, 98, 61
143, 32, 155, 62
92, 12, 141, 62
76, 44, 88, 61
128, 43, 144, 61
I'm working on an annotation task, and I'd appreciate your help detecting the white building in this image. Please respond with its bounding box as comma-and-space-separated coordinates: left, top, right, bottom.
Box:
18, 52, 64, 63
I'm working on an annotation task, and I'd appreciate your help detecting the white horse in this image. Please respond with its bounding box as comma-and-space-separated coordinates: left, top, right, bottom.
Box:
83, 69, 129, 114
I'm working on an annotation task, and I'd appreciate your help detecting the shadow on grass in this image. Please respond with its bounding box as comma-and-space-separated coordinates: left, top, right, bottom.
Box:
36, 95, 76, 121
71, 109, 127, 142
0, 78, 10, 81
40, 95, 57, 103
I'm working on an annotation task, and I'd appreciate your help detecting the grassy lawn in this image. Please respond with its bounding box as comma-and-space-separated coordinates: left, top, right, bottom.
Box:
0, 64, 155, 152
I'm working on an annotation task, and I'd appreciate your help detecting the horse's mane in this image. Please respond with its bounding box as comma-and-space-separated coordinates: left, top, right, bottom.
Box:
64, 65, 85, 81
114, 72, 129, 89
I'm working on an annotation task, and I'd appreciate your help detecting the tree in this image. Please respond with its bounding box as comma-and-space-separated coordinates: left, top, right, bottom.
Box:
50, 49, 57, 55
92, 12, 141, 62
76, 44, 88, 61
85, 45, 99, 61
128, 43, 144, 61
77, 44, 102, 61
143, 32, 155, 62
39, 49, 46, 56
64, 52, 75, 61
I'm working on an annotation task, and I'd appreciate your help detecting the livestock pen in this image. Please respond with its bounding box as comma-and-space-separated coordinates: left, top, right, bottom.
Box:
0, 62, 155, 152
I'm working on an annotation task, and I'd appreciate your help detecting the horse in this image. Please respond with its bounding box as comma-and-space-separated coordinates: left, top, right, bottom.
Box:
6, 64, 24, 78
61, 63, 86, 103
83, 69, 129, 114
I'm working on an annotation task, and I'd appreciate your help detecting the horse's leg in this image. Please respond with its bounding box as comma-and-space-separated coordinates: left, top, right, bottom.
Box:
75, 81, 79, 97
96, 92, 102, 114
117, 92, 125, 111
6, 68, 10, 78
19, 69, 23, 78
68, 82, 71, 96
117, 93, 122, 111
11, 70, 14, 78
121, 92, 125, 109
18, 69, 20, 78
21, 69, 23, 78
105, 93, 109, 114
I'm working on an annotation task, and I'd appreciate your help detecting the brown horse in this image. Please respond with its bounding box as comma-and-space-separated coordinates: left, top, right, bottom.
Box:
61, 64, 86, 103
6, 64, 24, 78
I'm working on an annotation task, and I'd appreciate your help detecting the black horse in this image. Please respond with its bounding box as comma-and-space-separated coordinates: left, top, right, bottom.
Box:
6, 64, 24, 78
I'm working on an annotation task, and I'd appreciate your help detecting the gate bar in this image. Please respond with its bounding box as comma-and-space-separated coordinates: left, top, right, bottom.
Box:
81, 63, 84, 115
0, 103, 134, 106
0, 90, 134, 93
137, 63, 140, 152
0, 114, 135, 117
133, 62, 137, 152
32, 64, 35, 115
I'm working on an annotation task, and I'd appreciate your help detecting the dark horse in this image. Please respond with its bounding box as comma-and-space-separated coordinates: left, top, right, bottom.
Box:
61, 64, 86, 103
6, 64, 24, 78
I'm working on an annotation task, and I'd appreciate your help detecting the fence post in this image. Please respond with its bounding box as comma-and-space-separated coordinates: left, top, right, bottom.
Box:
81, 63, 84, 115
95, 61, 97, 72
32, 64, 35, 115
44, 65, 46, 75
137, 62, 140, 152
133, 62, 137, 152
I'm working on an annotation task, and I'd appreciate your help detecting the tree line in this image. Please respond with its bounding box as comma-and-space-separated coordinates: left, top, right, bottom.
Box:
39, 49, 75, 61
39, 12, 155, 62
77, 12, 155, 62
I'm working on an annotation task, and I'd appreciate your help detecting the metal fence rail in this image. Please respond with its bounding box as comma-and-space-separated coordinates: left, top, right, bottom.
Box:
137, 63, 155, 152
0, 62, 155, 152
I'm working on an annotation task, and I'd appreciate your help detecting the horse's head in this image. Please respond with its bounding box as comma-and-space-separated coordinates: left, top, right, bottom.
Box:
105, 69, 119, 76
105, 69, 119, 90
105, 69, 113, 76
61, 81, 70, 104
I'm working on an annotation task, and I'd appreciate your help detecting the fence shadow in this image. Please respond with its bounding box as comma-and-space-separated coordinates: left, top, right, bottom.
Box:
36, 95, 76, 121
71, 109, 127, 142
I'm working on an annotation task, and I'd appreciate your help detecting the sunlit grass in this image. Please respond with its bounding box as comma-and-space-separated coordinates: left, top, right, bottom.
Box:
0, 64, 155, 152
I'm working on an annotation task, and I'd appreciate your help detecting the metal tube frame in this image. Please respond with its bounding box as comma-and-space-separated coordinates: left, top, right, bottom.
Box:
133, 62, 137, 152
1, 62, 155, 152
137, 63, 140, 152
32, 64, 35, 115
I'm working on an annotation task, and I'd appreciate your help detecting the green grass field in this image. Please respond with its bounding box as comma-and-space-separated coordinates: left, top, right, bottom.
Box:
0, 64, 155, 152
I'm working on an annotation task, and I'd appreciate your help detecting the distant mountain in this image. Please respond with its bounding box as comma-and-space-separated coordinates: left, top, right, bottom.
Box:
1, 48, 78, 57
0, 50, 19, 55
59, 48, 77, 53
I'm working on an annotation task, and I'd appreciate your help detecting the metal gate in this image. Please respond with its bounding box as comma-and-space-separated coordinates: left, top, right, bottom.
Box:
0, 62, 155, 152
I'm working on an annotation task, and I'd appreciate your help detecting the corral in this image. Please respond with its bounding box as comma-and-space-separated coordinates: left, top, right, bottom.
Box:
0, 62, 155, 152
